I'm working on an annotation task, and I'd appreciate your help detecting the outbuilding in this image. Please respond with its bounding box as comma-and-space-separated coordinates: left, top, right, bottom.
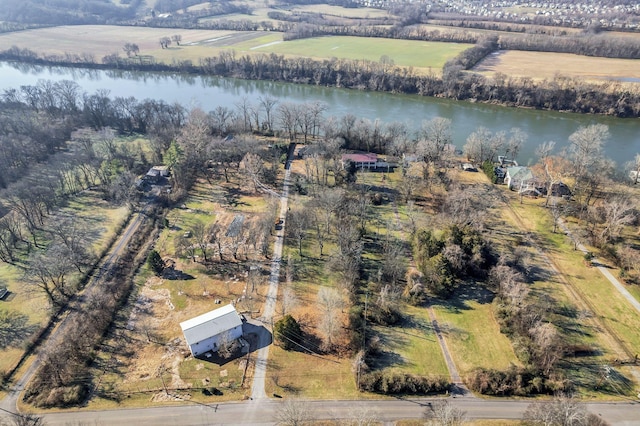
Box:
180, 304, 243, 357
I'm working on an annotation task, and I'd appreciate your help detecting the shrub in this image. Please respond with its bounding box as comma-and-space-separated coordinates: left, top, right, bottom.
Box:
466, 366, 569, 396
482, 160, 497, 183
273, 315, 302, 351
146, 249, 165, 275
358, 371, 449, 395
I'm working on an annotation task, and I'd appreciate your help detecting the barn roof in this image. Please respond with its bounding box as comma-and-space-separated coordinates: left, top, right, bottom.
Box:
180, 304, 242, 345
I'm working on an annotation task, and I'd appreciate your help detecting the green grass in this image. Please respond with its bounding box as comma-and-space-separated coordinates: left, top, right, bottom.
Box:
246, 36, 472, 69
510, 199, 640, 358
372, 305, 449, 378
432, 297, 520, 375
266, 345, 358, 399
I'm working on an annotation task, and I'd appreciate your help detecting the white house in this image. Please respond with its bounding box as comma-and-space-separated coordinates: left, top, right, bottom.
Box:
180, 304, 243, 357
505, 166, 534, 190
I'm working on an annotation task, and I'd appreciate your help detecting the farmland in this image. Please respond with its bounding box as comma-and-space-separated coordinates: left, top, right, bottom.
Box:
0, 25, 471, 73
473, 50, 640, 83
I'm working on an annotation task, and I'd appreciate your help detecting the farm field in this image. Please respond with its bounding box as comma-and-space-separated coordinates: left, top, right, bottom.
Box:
0, 25, 235, 58
250, 36, 472, 70
473, 50, 640, 82
0, 25, 472, 72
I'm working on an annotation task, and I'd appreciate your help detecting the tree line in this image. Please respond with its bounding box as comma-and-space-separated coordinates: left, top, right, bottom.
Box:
4, 43, 639, 118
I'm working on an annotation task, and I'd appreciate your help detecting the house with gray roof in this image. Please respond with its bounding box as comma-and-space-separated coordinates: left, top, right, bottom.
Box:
180, 304, 243, 357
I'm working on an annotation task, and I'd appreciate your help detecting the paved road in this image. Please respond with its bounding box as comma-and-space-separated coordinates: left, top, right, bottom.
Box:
16, 397, 640, 425
250, 148, 294, 400
0, 206, 150, 419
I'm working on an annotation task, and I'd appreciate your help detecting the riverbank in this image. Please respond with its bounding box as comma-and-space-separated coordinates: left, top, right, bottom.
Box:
2, 39, 640, 118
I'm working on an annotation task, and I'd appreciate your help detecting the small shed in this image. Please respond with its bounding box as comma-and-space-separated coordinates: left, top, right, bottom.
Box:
180, 304, 243, 357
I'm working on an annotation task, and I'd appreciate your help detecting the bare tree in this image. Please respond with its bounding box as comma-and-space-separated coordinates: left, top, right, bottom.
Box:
529, 322, 563, 375
159, 37, 171, 49
523, 393, 607, 426
596, 196, 636, 245
259, 95, 278, 133
317, 287, 344, 351
280, 285, 299, 317
242, 152, 265, 193
287, 208, 310, 257
192, 221, 211, 263
122, 43, 139, 57
217, 331, 236, 359
416, 117, 453, 182
25, 246, 74, 306
424, 400, 467, 426
274, 399, 313, 426
568, 124, 611, 208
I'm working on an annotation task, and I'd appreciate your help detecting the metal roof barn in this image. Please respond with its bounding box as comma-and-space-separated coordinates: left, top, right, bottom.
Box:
180, 304, 243, 357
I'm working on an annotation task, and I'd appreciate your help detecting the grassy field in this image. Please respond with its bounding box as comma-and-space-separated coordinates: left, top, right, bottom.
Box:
0, 191, 129, 375
502, 195, 640, 397
371, 309, 450, 378
0, 25, 234, 58
0, 25, 471, 73
432, 297, 521, 375
473, 50, 640, 82
252, 36, 472, 69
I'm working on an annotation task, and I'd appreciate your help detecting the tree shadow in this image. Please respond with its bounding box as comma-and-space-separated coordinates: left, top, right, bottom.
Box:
0, 311, 38, 349
162, 266, 195, 280
561, 360, 635, 396
224, 187, 249, 207
436, 281, 495, 314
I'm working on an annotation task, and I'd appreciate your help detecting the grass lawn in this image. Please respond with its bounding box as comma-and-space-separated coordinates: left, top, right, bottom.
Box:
371, 305, 449, 378
265, 345, 358, 399
432, 296, 520, 375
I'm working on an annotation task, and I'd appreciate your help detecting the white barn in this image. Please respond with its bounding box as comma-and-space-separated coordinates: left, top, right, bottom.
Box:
180, 304, 243, 357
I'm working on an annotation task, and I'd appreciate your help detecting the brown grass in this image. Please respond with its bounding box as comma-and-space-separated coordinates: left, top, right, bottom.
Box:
473, 50, 640, 83
0, 25, 234, 58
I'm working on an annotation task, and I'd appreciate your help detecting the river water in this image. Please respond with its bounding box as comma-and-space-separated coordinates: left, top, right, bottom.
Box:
1, 61, 639, 166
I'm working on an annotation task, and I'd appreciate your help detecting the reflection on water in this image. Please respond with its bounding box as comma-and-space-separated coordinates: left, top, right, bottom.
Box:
1, 61, 639, 166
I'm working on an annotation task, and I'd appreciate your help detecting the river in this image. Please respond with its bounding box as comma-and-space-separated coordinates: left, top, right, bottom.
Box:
1, 61, 639, 167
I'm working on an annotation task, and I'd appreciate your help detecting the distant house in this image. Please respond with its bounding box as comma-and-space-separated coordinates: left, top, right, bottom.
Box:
341, 153, 378, 170
180, 304, 244, 357
144, 165, 170, 183
497, 156, 518, 167
550, 182, 572, 197
505, 166, 534, 190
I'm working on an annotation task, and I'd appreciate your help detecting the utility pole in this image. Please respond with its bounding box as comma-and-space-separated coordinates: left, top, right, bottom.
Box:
358, 289, 369, 391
